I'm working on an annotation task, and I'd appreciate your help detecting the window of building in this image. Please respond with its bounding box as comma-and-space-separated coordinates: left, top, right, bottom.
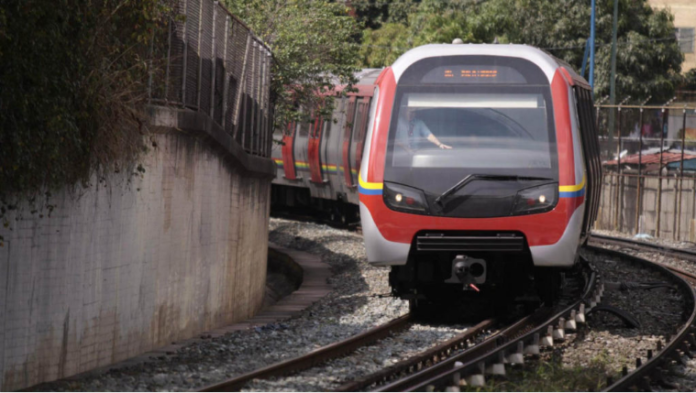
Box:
676, 27, 695, 53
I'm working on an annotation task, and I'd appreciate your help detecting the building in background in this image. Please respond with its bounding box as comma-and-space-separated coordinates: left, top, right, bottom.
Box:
649, 0, 696, 73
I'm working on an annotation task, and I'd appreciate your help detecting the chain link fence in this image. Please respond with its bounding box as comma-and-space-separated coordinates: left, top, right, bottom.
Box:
150, 0, 273, 158
596, 103, 696, 240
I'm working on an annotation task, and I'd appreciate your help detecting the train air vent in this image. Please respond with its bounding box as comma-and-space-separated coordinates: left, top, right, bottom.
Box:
416, 233, 525, 252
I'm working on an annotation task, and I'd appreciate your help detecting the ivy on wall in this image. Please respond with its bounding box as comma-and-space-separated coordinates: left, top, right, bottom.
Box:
0, 0, 173, 213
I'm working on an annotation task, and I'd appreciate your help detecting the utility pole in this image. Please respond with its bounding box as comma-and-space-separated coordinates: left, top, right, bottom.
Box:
608, 0, 619, 155
589, 0, 596, 88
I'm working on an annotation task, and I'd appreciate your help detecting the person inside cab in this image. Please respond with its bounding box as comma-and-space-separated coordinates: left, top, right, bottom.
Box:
395, 107, 452, 152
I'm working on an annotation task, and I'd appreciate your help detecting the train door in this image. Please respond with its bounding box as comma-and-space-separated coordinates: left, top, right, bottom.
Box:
353, 97, 371, 180
327, 97, 346, 194
345, 97, 368, 189
307, 114, 326, 183
294, 119, 311, 181
342, 97, 358, 188
281, 121, 298, 180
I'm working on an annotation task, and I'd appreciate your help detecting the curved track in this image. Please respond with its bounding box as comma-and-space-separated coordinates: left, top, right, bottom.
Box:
588, 234, 696, 391
198, 315, 412, 391
362, 259, 599, 392
198, 258, 600, 392
198, 231, 696, 392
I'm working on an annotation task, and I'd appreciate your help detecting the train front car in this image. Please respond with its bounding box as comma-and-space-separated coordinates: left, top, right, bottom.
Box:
359, 44, 599, 313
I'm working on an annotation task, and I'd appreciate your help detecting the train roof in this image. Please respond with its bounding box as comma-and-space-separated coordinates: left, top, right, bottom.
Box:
355, 68, 384, 85
391, 44, 590, 88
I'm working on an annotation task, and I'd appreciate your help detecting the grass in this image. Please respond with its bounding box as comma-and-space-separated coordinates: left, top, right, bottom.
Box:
461, 352, 610, 392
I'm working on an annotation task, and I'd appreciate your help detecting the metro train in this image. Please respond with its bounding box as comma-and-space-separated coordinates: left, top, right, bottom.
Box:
271, 43, 601, 312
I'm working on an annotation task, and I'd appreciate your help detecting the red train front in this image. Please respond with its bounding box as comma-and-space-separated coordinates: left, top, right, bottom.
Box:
359, 43, 601, 311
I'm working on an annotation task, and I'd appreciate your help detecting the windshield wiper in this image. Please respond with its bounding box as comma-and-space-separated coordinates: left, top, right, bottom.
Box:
434, 174, 553, 206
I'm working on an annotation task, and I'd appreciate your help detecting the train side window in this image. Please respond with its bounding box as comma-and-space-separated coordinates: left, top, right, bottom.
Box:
323, 119, 331, 137
298, 118, 310, 138
353, 98, 365, 134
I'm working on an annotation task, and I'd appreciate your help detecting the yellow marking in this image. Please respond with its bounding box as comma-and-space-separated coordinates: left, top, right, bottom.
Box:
558, 175, 586, 192
359, 175, 383, 190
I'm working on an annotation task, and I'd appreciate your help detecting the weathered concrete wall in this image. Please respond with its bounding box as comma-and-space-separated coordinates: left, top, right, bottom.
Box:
597, 173, 696, 240
0, 108, 273, 390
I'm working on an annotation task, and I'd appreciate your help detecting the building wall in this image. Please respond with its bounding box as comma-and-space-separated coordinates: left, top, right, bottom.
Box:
649, 0, 696, 73
596, 173, 696, 240
0, 114, 273, 390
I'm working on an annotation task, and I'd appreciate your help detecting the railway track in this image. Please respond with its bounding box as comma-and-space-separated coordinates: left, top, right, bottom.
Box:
197, 314, 498, 392
375, 242, 696, 392
200, 227, 696, 392
198, 258, 600, 392
198, 315, 412, 391
590, 233, 696, 264
587, 234, 696, 391
353, 259, 599, 392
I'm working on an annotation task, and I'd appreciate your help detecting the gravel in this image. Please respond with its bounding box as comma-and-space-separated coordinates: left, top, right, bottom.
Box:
557, 246, 689, 389
32, 220, 696, 391
242, 322, 470, 392
585, 238, 696, 391
33, 218, 469, 392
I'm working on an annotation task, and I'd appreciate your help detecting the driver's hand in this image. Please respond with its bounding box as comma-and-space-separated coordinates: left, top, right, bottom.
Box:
439, 144, 452, 149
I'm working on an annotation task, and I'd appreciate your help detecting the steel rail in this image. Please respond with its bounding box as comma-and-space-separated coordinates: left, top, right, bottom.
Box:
590, 232, 696, 263
335, 318, 497, 392
378, 261, 599, 392
198, 314, 412, 392
583, 244, 696, 391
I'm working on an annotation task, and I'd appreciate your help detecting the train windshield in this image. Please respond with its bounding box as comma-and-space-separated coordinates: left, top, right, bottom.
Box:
383, 56, 558, 217
387, 88, 555, 175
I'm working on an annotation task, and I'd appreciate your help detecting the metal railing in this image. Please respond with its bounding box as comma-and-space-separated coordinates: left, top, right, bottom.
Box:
596, 101, 696, 240
150, 0, 273, 158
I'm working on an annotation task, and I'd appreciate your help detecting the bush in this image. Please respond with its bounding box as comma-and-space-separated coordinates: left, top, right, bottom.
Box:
0, 0, 173, 210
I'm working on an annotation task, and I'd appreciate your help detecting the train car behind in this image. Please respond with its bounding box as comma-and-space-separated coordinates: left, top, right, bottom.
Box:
271, 69, 382, 223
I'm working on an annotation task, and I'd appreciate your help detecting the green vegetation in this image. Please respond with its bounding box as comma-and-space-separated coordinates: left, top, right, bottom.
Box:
358, 0, 684, 103
464, 352, 609, 392
222, 0, 361, 126
0, 0, 172, 209
0, 0, 688, 209
683, 68, 696, 91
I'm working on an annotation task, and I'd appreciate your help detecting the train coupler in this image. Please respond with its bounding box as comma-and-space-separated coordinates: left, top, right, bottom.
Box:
445, 255, 486, 290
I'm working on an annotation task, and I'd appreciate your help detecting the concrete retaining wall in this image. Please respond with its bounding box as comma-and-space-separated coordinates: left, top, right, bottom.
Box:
0, 108, 274, 390
596, 173, 696, 240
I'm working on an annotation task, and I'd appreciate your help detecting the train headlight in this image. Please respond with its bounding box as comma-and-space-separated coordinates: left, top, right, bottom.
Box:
512, 183, 558, 215
383, 182, 430, 214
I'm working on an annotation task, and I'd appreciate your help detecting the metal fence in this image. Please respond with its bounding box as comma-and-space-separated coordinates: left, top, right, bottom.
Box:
596, 102, 696, 240
150, 0, 273, 158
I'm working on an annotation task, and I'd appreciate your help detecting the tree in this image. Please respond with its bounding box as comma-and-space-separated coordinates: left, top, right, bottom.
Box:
682, 68, 696, 91
361, 22, 412, 68
222, 0, 361, 125
350, 0, 419, 29
359, 0, 504, 68
502, 0, 683, 103
358, 0, 684, 103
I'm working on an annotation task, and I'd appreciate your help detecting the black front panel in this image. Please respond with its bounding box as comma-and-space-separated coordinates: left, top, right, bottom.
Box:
417, 232, 525, 252
383, 56, 558, 218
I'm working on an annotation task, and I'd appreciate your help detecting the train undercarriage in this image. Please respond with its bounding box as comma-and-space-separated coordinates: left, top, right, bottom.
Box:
389, 232, 568, 317
271, 184, 360, 225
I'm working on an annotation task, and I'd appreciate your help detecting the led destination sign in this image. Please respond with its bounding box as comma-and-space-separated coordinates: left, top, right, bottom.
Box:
422, 65, 526, 84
